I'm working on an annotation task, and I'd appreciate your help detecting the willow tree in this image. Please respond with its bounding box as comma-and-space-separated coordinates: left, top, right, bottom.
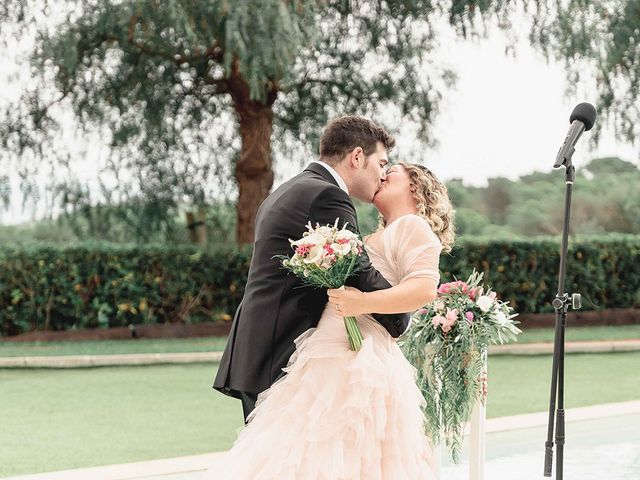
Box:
3, 1, 636, 244
0, 0, 515, 243
530, 0, 640, 146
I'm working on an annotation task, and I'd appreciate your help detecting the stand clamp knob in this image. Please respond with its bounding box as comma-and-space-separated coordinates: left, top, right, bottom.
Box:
552, 295, 567, 310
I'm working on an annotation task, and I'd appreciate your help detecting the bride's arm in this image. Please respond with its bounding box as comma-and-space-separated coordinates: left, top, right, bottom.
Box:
328, 278, 437, 317
329, 215, 442, 316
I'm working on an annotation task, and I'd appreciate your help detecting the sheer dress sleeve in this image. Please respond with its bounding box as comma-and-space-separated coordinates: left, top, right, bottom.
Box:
389, 214, 442, 284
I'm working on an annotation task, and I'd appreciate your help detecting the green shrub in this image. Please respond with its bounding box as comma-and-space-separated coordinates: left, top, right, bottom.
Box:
441, 233, 640, 314
0, 243, 251, 336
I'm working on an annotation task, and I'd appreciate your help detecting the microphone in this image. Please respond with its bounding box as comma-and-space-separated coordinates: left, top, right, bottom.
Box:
554, 103, 597, 168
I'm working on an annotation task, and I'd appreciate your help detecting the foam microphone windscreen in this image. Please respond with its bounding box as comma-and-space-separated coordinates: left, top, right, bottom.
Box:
569, 103, 597, 131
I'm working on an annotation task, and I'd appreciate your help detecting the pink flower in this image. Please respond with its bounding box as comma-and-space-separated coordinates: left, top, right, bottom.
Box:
468, 288, 478, 300
465, 311, 474, 323
438, 281, 469, 295
323, 244, 335, 255
295, 244, 311, 255
432, 315, 446, 328
489, 291, 497, 300
417, 308, 429, 315
439, 308, 458, 333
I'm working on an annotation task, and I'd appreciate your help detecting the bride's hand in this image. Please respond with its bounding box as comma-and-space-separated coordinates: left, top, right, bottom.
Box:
327, 286, 367, 316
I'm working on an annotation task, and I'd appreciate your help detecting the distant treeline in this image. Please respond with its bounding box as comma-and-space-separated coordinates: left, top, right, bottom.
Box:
447, 157, 640, 238
0, 157, 637, 245
357, 156, 640, 239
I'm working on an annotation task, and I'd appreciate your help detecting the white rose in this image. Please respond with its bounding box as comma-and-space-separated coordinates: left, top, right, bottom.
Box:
495, 311, 508, 326
476, 295, 494, 313
433, 299, 445, 312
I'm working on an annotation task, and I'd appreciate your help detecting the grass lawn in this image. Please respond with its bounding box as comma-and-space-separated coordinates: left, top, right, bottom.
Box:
486, 352, 640, 418
2, 352, 639, 477
0, 337, 229, 357
516, 324, 640, 344
0, 363, 243, 477
0, 324, 638, 358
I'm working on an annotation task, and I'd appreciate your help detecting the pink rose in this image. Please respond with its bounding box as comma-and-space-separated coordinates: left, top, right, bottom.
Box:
465, 311, 474, 323
432, 315, 446, 328
417, 308, 429, 315
439, 281, 470, 295
438, 308, 458, 334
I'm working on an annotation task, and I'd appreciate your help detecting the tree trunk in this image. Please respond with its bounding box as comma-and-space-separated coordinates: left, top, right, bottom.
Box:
233, 100, 275, 244
186, 208, 207, 246
227, 58, 277, 244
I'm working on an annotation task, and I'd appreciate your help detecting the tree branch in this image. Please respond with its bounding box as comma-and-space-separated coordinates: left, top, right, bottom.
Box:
202, 76, 230, 95
120, 12, 224, 67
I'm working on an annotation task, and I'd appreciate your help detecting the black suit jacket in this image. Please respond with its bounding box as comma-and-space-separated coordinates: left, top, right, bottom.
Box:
213, 163, 410, 398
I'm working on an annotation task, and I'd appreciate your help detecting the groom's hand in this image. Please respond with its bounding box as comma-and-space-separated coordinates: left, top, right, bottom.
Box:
327, 286, 368, 317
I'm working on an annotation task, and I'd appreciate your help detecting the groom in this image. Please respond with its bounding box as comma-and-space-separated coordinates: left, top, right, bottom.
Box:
213, 115, 411, 422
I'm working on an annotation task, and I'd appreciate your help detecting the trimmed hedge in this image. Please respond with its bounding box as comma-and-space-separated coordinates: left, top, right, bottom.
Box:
442, 234, 640, 315
0, 243, 251, 336
1, 235, 639, 336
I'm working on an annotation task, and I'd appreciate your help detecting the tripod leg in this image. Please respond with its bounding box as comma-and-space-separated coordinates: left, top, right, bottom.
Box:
544, 309, 563, 476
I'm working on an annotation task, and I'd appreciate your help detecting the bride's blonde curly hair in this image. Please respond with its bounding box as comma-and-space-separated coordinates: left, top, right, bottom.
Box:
379, 162, 456, 253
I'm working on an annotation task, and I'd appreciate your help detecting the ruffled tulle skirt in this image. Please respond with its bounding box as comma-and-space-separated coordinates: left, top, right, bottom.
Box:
214, 305, 438, 479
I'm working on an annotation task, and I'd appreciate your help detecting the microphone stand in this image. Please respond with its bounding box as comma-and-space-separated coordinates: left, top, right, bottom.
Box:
543, 156, 582, 479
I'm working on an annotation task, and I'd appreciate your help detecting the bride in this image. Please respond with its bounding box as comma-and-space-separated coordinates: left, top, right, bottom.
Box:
214, 162, 455, 479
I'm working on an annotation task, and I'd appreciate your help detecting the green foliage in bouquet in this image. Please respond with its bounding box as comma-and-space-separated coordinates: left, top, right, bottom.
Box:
400, 270, 521, 461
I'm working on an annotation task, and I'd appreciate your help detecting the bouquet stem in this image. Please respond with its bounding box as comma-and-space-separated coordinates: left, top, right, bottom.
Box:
344, 316, 364, 351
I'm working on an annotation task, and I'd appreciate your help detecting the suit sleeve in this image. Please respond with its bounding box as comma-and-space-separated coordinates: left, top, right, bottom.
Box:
308, 186, 410, 338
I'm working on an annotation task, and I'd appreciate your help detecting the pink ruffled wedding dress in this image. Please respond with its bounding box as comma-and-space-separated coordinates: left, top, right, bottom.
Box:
214, 214, 442, 479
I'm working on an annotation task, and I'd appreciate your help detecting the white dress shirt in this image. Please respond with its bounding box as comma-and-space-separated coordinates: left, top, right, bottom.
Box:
312, 161, 349, 194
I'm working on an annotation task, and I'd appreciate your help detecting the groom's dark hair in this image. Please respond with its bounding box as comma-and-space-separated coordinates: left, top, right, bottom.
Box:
319, 115, 395, 166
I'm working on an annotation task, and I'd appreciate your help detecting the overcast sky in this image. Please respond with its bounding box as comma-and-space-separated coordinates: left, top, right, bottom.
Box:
415, 28, 638, 186
0, 11, 637, 224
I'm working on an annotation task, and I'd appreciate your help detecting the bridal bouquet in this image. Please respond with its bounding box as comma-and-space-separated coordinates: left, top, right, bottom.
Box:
276, 219, 365, 351
400, 270, 521, 461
